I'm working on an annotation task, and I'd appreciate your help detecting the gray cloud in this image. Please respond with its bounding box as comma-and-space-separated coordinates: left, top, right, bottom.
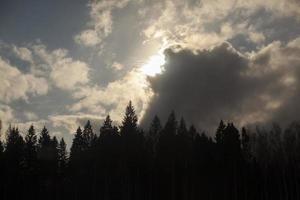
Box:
142, 38, 300, 133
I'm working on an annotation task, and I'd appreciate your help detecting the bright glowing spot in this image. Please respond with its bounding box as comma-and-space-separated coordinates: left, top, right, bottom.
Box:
140, 54, 165, 76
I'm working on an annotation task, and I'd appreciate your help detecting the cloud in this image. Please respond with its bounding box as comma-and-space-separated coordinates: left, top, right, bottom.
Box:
49, 114, 104, 134
139, 0, 300, 51
0, 56, 49, 103
69, 69, 153, 123
74, 29, 101, 47
75, 0, 130, 47
23, 111, 38, 121
12, 46, 33, 63
31, 43, 90, 90
0, 105, 14, 136
141, 38, 300, 133
111, 61, 124, 71
50, 57, 90, 90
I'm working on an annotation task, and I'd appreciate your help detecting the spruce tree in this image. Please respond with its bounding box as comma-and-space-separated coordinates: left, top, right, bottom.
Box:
149, 115, 162, 139
24, 125, 37, 171
83, 120, 96, 148
70, 126, 84, 162
215, 120, 226, 144
58, 138, 67, 174
120, 101, 138, 136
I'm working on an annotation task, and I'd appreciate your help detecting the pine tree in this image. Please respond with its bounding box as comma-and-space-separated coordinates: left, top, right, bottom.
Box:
4, 127, 25, 199
188, 125, 197, 139
38, 126, 58, 177
178, 118, 188, 136
70, 126, 84, 162
24, 125, 37, 171
5, 127, 25, 169
120, 101, 138, 136
83, 120, 96, 148
241, 127, 251, 161
100, 115, 113, 137
163, 111, 177, 136
51, 136, 59, 164
38, 126, 51, 148
215, 120, 226, 144
0, 140, 3, 156
149, 115, 162, 139
58, 138, 67, 174
223, 123, 241, 156
148, 115, 162, 154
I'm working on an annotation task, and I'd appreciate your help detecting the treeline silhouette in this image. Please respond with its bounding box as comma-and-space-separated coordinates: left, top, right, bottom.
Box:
0, 101, 300, 200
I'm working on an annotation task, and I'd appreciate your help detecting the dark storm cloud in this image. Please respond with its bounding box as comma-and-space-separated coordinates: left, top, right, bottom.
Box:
142, 39, 300, 133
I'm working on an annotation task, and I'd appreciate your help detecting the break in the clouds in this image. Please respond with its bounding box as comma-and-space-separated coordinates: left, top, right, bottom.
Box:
1, 0, 300, 146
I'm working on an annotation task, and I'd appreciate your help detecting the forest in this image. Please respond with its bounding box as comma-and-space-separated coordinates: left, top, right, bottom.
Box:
0, 101, 299, 200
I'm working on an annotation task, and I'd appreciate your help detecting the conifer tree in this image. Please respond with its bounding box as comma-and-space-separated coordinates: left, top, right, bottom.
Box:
58, 138, 67, 174
120, 101, 138, 136
149, 115, 162, 139
83, 120, 96, 148
178, 118, 188, 136
163, 111, 177, 135
100, 115, 113, 137
215, 120, 226, 144
5, 127, 25, 169
24, 125, 37, 171
70, 126, 84, 162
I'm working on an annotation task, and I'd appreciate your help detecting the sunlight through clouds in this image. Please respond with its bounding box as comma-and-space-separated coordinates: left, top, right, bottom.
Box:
140, 53, 165, 77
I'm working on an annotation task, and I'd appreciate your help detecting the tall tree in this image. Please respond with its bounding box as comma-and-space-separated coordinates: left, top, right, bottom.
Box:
241, 127, 251, 161
120, 101, 138, 136
149, 115, 162, 139
58, 138, 67, 175
163, 111, 177, 136
37, 126, 58, 178
4, 127, 25, 199
5, 127, 25, 168
100, 115, 113, 138
24, 125, 37, 169
70, 126, 84, 164
83, 120, 96, 148
215, 120, 226, 144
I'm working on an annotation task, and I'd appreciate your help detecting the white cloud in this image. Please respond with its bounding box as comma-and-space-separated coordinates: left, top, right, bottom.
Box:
69, 69, 153, 123
13, 46, 33, 63
0, 104, 14, 139
31, 43, 90, 90
23, 111, 38, 121
75, 0, 130, 47
49, 114, 103, 133
50, 58, 90, 90
0, 56, 48, 103
140, 0, 300, 50
111, 61, 124, 71
74, 29, 101, 47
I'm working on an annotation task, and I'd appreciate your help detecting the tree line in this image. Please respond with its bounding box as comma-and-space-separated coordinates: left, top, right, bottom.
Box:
0, 101, 300, 200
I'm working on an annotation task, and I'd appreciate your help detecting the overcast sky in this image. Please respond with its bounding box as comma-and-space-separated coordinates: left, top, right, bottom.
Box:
1, 0, 300, 146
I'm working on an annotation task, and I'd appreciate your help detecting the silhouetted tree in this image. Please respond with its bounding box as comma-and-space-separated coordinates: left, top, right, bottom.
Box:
83, 120, 97, 149
215, 120, 226, 145
4, 126, 25, 199
69, 126, 84, 162
24, 125, 38, 170
1, 102, 300, 200
58, 138, 67, 175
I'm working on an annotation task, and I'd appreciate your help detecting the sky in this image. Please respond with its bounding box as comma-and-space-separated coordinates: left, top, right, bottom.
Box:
1, 0, 300, 147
